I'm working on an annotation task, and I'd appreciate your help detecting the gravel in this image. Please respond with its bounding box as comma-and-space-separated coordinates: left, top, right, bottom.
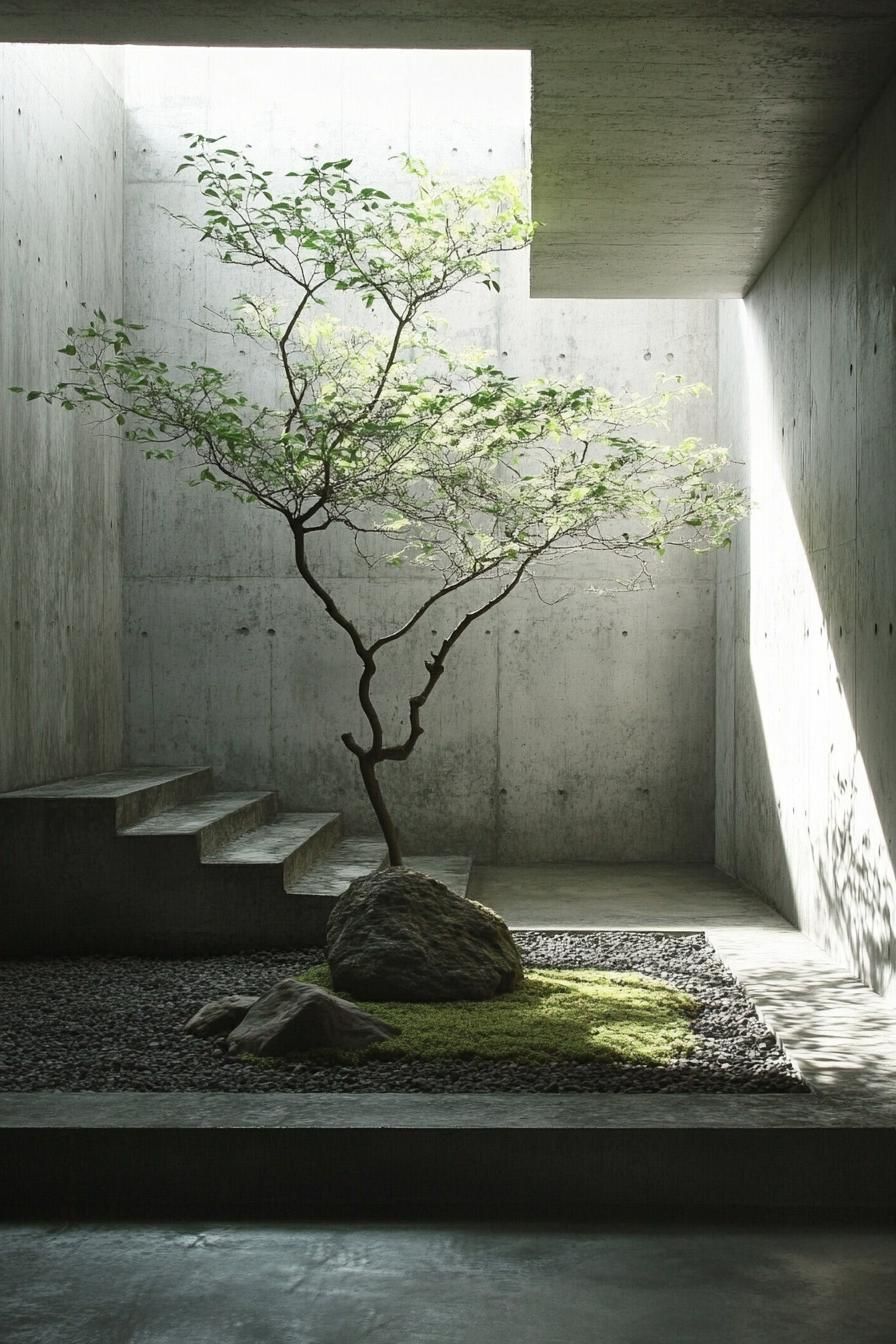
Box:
0, 932, 809, 1094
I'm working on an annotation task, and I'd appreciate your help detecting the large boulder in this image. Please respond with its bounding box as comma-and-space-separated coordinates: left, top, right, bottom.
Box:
326, 867, 524, 1002
226, 979, 400, 1057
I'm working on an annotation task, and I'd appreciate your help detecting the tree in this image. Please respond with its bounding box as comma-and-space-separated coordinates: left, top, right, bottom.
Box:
13, 135, 746, 865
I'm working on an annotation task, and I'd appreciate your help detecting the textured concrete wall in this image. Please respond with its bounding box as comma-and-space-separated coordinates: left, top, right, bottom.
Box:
122, 48, 720, 861
0, 45, 125, 792
716, 74, 896, 997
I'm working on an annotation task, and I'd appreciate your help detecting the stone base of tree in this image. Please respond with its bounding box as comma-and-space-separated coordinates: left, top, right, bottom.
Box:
326, 866, 524, 1002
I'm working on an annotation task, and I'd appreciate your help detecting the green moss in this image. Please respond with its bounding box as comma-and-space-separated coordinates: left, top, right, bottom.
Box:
290, 963, 699, 1066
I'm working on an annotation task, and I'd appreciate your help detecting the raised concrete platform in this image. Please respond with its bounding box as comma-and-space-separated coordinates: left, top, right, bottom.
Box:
2, 864, 894, 1218
3, 1090, 895, 1220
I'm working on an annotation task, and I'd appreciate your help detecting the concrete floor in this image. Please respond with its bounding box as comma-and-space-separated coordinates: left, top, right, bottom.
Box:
2, 1221, 895, 1344
470, 861, 798, 929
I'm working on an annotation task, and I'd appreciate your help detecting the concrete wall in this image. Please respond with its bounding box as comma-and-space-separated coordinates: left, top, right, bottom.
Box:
121, 48, 720, 862
716, 74, 896, 997
0, 44, 125, 792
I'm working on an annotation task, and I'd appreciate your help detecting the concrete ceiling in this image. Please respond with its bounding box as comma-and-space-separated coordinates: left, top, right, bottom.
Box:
2, 3, 896, 297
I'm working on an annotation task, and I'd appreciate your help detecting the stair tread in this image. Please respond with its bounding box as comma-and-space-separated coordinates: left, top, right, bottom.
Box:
0, 767, 209, 802
204, 812, 341, 865
405, 854, 474, 898
287, 838, 389, 896
119, 792, 272, 837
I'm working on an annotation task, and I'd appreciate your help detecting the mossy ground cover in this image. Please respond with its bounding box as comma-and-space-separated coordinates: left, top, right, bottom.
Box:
290, 964, 699, 1066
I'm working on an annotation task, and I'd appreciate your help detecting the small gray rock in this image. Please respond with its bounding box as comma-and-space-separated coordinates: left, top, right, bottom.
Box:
183, 994, 258, 1038
326, 866, 524, 1002
226, 980, 400, 1057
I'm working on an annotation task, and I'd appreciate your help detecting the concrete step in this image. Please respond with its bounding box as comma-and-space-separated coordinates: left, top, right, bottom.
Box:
405, 854, 474, 898
0, 763, 472, 954
287, 836, 390, 897
204, 811, 342, 884
118, 791, 278, 858
0, 765, 212, 830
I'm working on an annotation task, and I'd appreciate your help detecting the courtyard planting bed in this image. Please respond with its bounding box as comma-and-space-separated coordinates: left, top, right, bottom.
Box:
0, 932, 808, 1094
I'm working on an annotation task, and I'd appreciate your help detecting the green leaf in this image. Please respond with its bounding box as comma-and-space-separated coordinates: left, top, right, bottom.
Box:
58, 345, 77, 356
37, 142, 744, 581
9, 386, 23, 394
26, 391, 41, 401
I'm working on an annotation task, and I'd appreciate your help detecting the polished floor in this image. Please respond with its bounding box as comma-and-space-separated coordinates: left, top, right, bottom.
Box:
2, 1221, 896, 1344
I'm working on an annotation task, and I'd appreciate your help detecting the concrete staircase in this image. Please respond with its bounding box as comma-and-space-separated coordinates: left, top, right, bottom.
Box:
0, 765, 430, 953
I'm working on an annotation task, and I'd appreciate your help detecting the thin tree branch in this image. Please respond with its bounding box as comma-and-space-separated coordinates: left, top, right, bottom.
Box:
378, 546, 550, 762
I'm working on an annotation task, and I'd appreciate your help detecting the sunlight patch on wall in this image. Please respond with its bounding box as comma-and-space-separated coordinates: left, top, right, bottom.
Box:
740, 298, 895, 999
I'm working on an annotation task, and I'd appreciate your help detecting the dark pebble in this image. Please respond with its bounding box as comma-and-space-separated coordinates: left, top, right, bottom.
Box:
0, 934, 809, 1095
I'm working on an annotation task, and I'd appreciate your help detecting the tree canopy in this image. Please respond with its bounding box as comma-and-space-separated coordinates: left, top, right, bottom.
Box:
13, 134, 747, 862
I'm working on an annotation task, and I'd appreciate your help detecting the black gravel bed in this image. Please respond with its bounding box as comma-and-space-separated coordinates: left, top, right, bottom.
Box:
0, 932, 809, 1094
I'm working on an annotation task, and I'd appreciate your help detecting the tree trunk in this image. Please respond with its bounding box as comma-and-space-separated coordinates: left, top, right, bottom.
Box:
357, 755, 403, 867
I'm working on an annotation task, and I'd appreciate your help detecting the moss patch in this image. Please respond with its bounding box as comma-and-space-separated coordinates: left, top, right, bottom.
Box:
289, 964, 699, 1066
